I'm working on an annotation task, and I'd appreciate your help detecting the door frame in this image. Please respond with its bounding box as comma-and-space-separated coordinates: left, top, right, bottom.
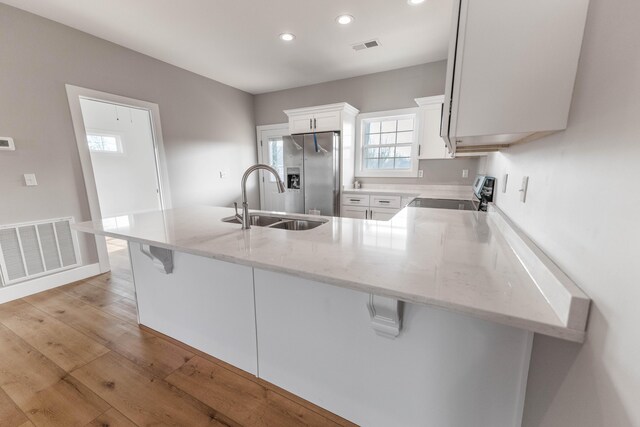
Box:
66, 84, 172, 273
256, 123, 288, 210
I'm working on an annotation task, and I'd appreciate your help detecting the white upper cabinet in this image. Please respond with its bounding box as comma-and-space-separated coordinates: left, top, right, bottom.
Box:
285, 103, 358, 135
415, 96, 453, 160
441, 0, 590, 154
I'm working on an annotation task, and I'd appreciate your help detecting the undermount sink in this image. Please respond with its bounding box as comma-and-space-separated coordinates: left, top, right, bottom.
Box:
222, 213, 327, 231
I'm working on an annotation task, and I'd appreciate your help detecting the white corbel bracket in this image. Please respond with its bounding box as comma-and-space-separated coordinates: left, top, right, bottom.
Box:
140, 244, 174, 274
367, 294, 403, 339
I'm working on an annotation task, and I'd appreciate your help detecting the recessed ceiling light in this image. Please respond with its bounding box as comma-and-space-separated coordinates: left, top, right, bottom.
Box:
408, 0, 426, 4
336, 14, 355, 25
279, 33, 295, 42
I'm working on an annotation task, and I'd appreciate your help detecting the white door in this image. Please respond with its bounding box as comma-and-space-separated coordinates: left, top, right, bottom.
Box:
257, 125, 289, 212
80, 99, 163, 217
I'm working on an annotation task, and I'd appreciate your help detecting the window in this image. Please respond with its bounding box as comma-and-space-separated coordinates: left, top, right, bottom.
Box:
86, 133, 123, 154
267, 137, 284, 182
356, 109, 419, 177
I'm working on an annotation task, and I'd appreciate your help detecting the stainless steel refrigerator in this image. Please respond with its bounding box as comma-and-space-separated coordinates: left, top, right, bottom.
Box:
282, 132, 340, 217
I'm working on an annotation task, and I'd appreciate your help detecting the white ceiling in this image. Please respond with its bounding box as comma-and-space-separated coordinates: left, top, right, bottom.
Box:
3, 0, 453, 94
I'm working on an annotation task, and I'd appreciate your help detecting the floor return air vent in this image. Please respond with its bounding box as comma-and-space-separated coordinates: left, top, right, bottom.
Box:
0, 217, 81, 286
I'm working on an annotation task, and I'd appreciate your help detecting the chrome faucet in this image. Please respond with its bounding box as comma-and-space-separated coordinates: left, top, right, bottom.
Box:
236, 164, 286, 229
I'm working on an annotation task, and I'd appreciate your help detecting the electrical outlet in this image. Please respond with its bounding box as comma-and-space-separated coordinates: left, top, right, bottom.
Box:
462, 169, 469, 178
519, 176, 529, 202
418, 170, 424, 178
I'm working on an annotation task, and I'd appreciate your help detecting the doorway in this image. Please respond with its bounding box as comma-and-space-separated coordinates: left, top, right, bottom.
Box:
256, 124, 288, 211
67, 85, 171, 273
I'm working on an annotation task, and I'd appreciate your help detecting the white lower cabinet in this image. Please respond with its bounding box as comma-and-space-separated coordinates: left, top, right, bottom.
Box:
253, 269, 532, 427
342, 192, 405, 220
129, 242, 258, 374
341, 205, 368, 219
369, 207, 399, 221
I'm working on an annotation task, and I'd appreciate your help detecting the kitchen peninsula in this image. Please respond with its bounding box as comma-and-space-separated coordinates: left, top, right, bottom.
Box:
74, 203, 589, 427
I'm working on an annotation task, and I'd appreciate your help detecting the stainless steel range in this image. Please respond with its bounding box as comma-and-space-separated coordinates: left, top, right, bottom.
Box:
408, 175, 496, 212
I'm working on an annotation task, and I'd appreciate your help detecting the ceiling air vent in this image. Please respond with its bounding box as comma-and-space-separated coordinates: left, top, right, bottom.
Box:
352, 39, 381, 51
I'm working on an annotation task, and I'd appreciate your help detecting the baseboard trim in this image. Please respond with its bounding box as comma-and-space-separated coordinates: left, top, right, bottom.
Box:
0, 263, 101, 304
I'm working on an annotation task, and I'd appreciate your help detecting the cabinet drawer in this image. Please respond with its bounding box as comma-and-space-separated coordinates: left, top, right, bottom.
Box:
342, 194, 370, 206
370, 195, 401, 209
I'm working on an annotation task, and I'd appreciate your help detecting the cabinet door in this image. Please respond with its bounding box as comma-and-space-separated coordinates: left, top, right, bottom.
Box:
313, 111, 342, 132
370, 207, 400, 221
341, 205, 368, 219
418, 103, 450, 160
290, 114, 314, 134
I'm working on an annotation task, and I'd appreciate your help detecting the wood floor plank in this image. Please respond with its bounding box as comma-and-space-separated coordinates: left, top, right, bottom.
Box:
0, 300, 109, 372
85, 408, 136, 427
83, 274, 136, 301
71, 352, 237, 427
0, 324, 109, 426
100, 298, 138, 325
59, 281, 125, 309
107, 328, 194, 378
166, 356, 342, 427
0, 387, 29, 427
24, 290, 134, 347
21, 375, 109, 427
24, 290, 194, 378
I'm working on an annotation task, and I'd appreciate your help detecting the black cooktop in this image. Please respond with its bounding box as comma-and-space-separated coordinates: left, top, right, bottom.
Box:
408, 198, 476, 211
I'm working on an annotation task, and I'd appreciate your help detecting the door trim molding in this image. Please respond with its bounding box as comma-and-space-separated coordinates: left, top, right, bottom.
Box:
66, 84, 172, 273
256, 124, 288, 210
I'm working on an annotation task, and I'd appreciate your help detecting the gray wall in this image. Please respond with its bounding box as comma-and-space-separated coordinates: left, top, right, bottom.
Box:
254, 61, 448, 125
255, 60, 480, 186
485, 0, 640, 425
0, 4, 257, 265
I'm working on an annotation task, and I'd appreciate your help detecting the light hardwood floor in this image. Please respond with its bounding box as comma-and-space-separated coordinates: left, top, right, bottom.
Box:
0, 239, 356, 427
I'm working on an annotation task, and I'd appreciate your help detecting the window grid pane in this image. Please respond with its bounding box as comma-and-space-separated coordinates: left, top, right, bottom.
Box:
362, 116, 414, 171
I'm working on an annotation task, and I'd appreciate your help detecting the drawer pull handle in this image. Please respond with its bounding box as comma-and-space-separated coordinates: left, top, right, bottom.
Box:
379, 200, 390, 204
350, 199, 361, 202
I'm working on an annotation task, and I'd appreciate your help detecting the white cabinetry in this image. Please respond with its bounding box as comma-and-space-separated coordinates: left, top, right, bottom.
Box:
441, 0, 589, 154
342, 192, 409, 220
285, 103, 359, 189
341, 205, 368, 220
285, 103, 357, 134
415, 96, 453, 160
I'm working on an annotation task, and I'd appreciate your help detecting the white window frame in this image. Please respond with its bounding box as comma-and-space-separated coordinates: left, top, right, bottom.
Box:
355, 108, 420, 178
86, 130, 125, 155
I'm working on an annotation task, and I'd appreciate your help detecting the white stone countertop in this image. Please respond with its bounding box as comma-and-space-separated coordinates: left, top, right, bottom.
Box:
74, 205, 589, 342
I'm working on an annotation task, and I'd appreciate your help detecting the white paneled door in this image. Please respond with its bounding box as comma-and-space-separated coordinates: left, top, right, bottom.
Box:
257, 125, 289, 212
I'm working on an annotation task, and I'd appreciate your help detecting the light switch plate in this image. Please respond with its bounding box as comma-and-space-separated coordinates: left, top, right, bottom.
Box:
24, 173, 38, 186
519, 176, 529, 202
0, 137, 15, 151
418, 170, 424, 178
